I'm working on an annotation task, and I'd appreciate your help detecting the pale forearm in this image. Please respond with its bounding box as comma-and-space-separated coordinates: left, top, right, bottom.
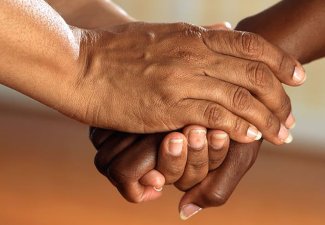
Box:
46, 0, 135, 29
0, 0, 82, 109
236, 0, 325, 64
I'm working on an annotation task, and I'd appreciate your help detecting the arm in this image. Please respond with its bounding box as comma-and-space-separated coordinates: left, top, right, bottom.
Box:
1, 0, 301, 142
46, 0, 135, 29
237, 0, 325, 63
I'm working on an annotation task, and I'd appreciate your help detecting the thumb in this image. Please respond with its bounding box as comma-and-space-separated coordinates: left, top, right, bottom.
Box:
178, 141, 262, 220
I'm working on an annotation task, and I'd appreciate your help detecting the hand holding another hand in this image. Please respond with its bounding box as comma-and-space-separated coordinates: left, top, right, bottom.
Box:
75, 22, 304, 144
90, 127, 261, 220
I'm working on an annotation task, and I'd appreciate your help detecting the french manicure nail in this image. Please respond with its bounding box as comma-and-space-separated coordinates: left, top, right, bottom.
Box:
293, 66, 306, 84
188, 129, 207, 150
180, 204, 202, 220
247, 127, 262, 140
153, 186, 163, 192
169, 138, 183, 156
285, 112, 296, 129
284, 133, 293, 144
278, 124, 290, 142
210, 133, 228, 149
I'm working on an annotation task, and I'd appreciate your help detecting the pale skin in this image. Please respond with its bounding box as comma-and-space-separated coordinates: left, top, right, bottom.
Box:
87, 0, 325, 220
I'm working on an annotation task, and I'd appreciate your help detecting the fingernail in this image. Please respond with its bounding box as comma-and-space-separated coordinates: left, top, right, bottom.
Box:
169, 138, 183, 156
284, 133, 293, 144
188, 129, 207, 150
224, 21, 232, 29
153, 186, 163, 192
247, 126, 262, 140
285, 112, 296, 129
180, 204, 202, 220
210, 133, 228, 149
293, 66, 306, 84
278, 124, 292, 143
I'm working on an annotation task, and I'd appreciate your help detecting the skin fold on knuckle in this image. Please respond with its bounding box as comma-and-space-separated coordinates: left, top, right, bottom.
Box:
276, 94, 292, 119
264, 113, 278, 133
236, 31, 263, 58
200, 189, 228, 207
203, 103, 224, 128
231, 86, 252, 112
246, 62, 273, 91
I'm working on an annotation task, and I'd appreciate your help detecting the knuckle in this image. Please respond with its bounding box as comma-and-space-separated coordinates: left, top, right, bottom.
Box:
264, 113, 277, 130
174, 22, 193, 30
202, 191, 228, 206
237, 32, 263, 57
162, 166, 184, 182
188, 159, 209, 171
246, 62, 273, 89
108, 164, 139, 184
94, 153, 108, 175
177, 23, 204, 39
204, 104, 224, 128
233, 117, 244, 134
231, 87, 252, 111
277, 53, 286, 73
209, 157, 225, 169
277, 94, 292, 115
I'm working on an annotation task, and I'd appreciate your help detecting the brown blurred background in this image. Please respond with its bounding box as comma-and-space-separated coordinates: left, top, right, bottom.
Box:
1, 0, 324, 225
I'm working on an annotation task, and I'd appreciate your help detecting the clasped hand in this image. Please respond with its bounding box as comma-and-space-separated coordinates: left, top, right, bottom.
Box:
86, 22, 305, 219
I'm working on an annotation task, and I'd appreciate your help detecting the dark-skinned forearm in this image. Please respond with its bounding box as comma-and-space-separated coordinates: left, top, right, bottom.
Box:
236, 0, 325, 64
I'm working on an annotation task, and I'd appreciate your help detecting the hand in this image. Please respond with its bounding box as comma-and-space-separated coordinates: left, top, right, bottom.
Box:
90, 128, 260, 221
76, 22, 303, 144
90, 127, 231, 202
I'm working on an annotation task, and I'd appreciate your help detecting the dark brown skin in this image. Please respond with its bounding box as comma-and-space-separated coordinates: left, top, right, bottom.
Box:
90, 0, 325, 220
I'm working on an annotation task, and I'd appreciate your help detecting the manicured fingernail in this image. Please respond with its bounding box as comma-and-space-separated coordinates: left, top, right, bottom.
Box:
293, 66, 306, 84
168, 138, 183, 156
153, 186, 163, 192
210, 133, 228, 149
224, 21, 232, 29
285, 112, 296, 129
247, 126, 262, 140
188, 129, 207, 150
180, 204, 202, 220
284, 133, 293, 144
278, 124, 292, 143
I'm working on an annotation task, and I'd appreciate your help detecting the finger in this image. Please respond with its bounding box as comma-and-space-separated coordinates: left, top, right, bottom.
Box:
202, 30, 306, 86
203, 55, 293, 126
179, 141, 262, 220
182, 78, 292, 145
89, 127, 115, 149
207, 130, 230, 170
175, 126, 209, 191
139, 170, 165, 192
176, 98, 261, 144
156, 132, 188, 184
94, 132, 139, 175
107, 134, 164, 203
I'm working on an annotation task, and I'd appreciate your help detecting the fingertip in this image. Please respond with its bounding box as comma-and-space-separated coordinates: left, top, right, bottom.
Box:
207, 130, 228, 150
180, 204, 202, 220
141, 186, 164, 202
140, 170, 165, 188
